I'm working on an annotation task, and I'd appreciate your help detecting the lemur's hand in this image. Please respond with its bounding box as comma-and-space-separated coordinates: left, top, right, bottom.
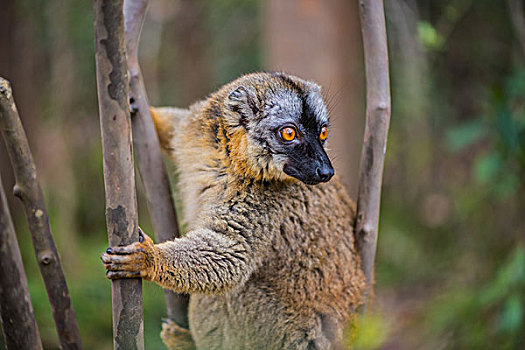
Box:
101, 228, 156, 281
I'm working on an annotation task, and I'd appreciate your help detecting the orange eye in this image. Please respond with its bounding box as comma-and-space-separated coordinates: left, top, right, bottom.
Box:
319, 126, 328, 141
280, 127, 296, 142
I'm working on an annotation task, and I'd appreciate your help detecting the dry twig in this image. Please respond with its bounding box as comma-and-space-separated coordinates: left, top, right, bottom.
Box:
0, 171, 43, 350
0, 78, 82, 349
124, 0, 189, 327
508, 0, 525, 60
355, 0, 392, 313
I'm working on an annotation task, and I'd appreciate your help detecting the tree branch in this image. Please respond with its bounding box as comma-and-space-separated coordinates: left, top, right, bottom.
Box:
93, 1, 144, 349
508, 0, 525, 60
0, 78, 82, 349
0, 171, 43, 350
123, 0, 189, 328
355, 0, 392, 314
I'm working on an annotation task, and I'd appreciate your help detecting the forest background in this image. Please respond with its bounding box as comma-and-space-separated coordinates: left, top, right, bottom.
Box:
0, 0, 524, 349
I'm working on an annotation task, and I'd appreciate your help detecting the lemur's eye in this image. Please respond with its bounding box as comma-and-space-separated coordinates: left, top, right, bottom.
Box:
319, 126, 328, 141
280, 127, 296, 142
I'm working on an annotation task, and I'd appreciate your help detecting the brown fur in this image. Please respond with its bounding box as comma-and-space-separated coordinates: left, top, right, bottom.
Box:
103, 72, 366, 349
161, 320, 196, 350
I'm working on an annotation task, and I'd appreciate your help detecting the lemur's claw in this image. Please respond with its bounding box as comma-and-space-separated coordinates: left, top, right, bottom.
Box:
138, 227, 144, 243
129, 93, 139, 115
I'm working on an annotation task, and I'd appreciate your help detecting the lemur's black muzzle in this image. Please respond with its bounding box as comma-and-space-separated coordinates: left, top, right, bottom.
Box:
283, 140, 334, 185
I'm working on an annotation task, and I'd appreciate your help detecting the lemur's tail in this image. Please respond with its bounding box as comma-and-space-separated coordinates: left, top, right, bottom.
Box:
161, 318, 196, 350
150, 106, 190, 153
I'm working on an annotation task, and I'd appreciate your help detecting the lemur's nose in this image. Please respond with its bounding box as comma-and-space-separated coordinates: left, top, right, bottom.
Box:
316, 165, 334, 182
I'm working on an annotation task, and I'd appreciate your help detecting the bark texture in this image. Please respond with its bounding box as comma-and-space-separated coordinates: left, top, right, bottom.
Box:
93, 1, 144, 349
0, 171, 42, 350
355, 0, 392, 313
124, 0, 189, 328
0, 78, 82, 349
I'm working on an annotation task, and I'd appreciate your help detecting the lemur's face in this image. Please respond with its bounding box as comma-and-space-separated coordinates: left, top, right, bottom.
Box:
224, 73, 334, 185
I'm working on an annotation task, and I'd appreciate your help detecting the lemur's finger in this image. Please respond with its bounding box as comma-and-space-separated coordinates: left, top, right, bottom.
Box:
106, 270, 142, 280
139, 227, 144, 243
129, 93, 139, 115
105, 243, 143, 255
103, 261, 146, 271
101, 252, 143, 264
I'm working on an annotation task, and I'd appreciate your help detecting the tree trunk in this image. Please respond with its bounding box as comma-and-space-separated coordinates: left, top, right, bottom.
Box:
93, 1, 144, 349
355, 0, 392, 313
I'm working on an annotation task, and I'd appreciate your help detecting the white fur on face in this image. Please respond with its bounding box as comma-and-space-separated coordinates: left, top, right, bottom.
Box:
264, 88, 329, 126
306, 91, 329, 125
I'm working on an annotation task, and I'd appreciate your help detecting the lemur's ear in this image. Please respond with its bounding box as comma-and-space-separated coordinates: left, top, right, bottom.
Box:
226, 85, 259, 122
228, 86, 248, 101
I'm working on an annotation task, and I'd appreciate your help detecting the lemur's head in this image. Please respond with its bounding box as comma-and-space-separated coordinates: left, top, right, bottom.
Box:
217, 72, 334, 185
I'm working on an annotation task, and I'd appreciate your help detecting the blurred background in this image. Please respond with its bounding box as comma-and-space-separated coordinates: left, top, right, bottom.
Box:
1, 0, 524, 349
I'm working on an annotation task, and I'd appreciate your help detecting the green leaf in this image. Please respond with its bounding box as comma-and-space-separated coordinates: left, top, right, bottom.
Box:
504, 245, 525, 286
446, 121, 488, 152
496, 109, 521, 152
353, 312, 388, 349
499, 294, 523, 333
474, 152, 501, 183
417, 21, 445, 50
480, 246, 525, 305
494, 174, 519, 199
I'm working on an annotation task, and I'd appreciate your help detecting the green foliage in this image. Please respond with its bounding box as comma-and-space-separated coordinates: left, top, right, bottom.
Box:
353, 312, 389, 349
445, 121, 487, 152
203, 0, 262, 87
446, 68, 525, 199
417, 21, 445, 51
16, 236, 169, 349
423, 246, 525, 349
380, 1, 525, 348
2, 0, 524, 348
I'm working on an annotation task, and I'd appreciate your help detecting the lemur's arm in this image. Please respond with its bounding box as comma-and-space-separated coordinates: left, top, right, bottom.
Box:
101, 203, 270, 294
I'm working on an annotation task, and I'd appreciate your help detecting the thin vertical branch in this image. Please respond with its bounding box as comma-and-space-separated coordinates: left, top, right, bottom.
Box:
0, 172, 42, 350
93, 1, 144, 349
508, 0, 525, 60
123, 0, 189, 328
355, 0, 391, 314
0, 78, 82, 349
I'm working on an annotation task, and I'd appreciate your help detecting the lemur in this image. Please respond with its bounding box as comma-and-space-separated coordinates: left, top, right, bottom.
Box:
101, 72, 366, 350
